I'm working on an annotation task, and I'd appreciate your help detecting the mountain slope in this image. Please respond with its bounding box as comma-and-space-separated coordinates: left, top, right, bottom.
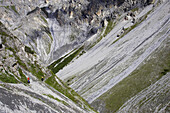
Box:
0, 22, 96, 112
0, 0, 169, 113
55, 0, 170, 112
0, 0, 154, 64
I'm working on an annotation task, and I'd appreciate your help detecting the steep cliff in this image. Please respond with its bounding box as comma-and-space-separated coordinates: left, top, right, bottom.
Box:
0, 0, 169, 113
0, 0, 154, 64
0, 21, 96, 112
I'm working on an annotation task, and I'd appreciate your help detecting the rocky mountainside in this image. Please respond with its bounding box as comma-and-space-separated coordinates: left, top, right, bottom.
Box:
0, 0, 170, 113
0, 0, 154, 64
0, 21, 96, 112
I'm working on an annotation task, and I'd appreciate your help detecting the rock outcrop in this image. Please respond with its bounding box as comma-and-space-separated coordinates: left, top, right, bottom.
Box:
1, 0, 169, 113
0, 21, 96, 113
0, 0, 154, 64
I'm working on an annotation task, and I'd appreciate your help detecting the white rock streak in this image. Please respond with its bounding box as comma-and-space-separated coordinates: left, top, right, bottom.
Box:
57, 0, 170, 103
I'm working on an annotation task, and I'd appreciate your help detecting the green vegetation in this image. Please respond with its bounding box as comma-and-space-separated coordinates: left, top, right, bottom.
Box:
41, 25, 53, 41
0, 72, 18, 83
17, 59, 27, 70
44, 94, 69, 106
0, 31, 11, 37
48, 56, 65, 69
45, 75, 79, 104
44, 94, 61, 102
41, 16, 48, 24
9, 54, 13, 57
45, 72, 96, 112
88, 20, 116, 50
0, 22, 28, 83
160, 69, 169, 76
103, 21, 116, 37
47, 32, 53, 41
13, 54, 28, 70
88, 35, 103, 50
111, 10, 152, 45
0, 21, 96, 112
50, 46, 84, 74
4, 6, 10, 10
78, 50, 86, 57
5, 46, 28, 71
2, 5, 19, 15
0, 21, 14, 38
25, 46, 35, 54
131, 7, 139, 12
46, 43, 51, 55
13, 24, 22, 31
11, 5, 19, 15
96, 39, 170, 112
88, 27, 105, 50
0, 21, 43, 83
27, 62, 44, 79
18, 68, 27, 83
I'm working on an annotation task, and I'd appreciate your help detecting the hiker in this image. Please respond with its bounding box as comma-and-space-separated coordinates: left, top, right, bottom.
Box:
41, 76, 44, 81
0, 44, 2, 49
27, 77, 30, 83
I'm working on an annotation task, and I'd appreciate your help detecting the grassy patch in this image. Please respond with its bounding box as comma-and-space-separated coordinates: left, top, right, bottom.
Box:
25, 46, 35, 54
14, 54, 28, 70
103, 21, 116, 37
0, 16, 96, 112
17, 59, 27, 70
131, 7, 139, 12
46, 43, 51, 55
88, 20, 116, 50
0, 72, 18, 83
88, 27, 105, 50
111, 10, 152, 45
41, 25, 53, 41
47, 32, 53, 41
0, 22, 10, 37
27, 62, 44, 80
44, 94, 69, 106
45, 75, 79, 103
95, 39, 170, 113
18, 68, 27, 83
88, 36, 103, 50
13, 24, 22, 31
51, 46, 84, 74
45, 72, 96, 112
11, 5, 19, 15
3, 6, 10, 10
41, 16, 48, 24
5, 46, 28, 71
0, 31, 11, 37
44, 94, 61, 102
48, 56, 65, 69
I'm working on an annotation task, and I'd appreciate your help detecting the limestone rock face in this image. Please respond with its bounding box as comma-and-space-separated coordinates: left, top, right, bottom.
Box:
0, 20, 96, 113
0, 0, 151, 64
0, 0, 169, 113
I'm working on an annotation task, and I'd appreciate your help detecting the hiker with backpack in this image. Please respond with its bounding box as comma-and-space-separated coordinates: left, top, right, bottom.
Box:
27, 77, 30, 83
41, 76, 44, 81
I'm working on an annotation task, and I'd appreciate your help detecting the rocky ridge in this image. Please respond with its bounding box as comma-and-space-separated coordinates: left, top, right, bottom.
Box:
0, 0, 154, 64
0, 21, 96, 112
1, 0, 169, 113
